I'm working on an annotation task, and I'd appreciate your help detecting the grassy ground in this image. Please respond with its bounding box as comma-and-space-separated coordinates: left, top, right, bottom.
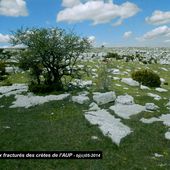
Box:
0, 59, 170, 170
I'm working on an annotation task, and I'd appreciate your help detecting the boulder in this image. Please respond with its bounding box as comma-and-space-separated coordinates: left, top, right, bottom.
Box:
121, 78, 139, 86
93, 91, 116, 105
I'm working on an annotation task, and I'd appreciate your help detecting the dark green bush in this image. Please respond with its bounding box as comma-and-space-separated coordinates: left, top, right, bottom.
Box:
0, 61, 6, 80
132, 69, 161, 87
28, 83, 58, 93
105, 52, 120, 59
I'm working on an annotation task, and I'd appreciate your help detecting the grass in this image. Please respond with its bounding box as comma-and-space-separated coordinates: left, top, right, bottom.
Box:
0, 59, 170, 169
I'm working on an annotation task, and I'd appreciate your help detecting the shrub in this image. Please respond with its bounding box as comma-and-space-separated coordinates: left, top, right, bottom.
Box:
11, 27, 91, 93
28, 83, 58, 94
105, 52, 120, 59
0, 61, 6, 80
131, 69, 161, 87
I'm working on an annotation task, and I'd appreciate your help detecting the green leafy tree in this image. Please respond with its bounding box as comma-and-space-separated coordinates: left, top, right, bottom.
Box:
10, 27, 91, 91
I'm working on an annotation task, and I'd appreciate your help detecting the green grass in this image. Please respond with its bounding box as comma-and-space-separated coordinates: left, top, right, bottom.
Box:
0, 59, 170, 169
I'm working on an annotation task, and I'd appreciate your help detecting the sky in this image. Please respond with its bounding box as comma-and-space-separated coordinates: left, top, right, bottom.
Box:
0, 0, 170, 47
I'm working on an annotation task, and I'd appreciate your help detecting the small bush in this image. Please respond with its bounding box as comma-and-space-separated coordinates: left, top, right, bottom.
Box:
0, 61, 6, 80
29, 83, 58, 93
105, 52, 120, 59
131, 69, 161, 87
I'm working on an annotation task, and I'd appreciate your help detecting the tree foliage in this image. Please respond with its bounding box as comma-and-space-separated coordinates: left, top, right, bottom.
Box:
10, 27, 91, 91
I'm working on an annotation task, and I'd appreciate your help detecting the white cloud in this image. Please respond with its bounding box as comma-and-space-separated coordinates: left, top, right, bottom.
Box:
62, 0, 80, 7
0, 0, 28, 17
123, 31, 132, 39
164, 39, 170, 43
0, 33, 10, 43
57, 1, 140, 26
138, 25, 170, 41
146, 10, 170, 25
88, 36, 96, 44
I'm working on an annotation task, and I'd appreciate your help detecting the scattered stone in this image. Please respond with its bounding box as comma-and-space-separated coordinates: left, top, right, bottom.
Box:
121, 78, 139, 87
109, 69, 120, 74
115, 94, 134, 105
160, 78, 165, 84
145, 103, 159, 111
70, 79, 92, 88
115, 84, 121, 87
147, 93, 162, 100
113, 77, 120, 80
140, 117, 160, 124
72, 95, 90, 104
123, 87, 129, 90
110, 104, 145, 119
89, 102, 100, 111
155, 88, 168, 92
0, 84, 28, 98
165, 132, 170, 140
154, 153, 163, 158
2, 126, 10, 129
85, 109, 131, 145
10, 93, 70, 108
93, 91, 116, 105
160, 67, 168, 71
140, 85, 150, 90
91, 136, 99, 140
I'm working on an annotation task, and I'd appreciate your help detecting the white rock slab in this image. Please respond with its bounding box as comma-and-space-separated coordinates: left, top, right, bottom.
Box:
85, 109, 131, 145
72, 95, 89, 104
145, 103, 159, 111
121, 78, 139, 87
89, 102, 100, 111
10, 93, 70, 108
113, 77, 120, 80
154, 153, 163, 158
165, 132, 170, 140
71, 79, 92, 88
147, 93, 162, 100
160, 78, 165, 84
140, 85, 150, 90
115, 94, 134, 105
159, 114, 170, 126
0, 84, 28, 98
155, 88, 168, 92
93, 91, 116, 105
140, 117, 161, 124
110, 104, 145, 119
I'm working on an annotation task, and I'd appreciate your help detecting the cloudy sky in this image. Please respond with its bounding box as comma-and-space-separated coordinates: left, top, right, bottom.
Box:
0, 0, 170, 47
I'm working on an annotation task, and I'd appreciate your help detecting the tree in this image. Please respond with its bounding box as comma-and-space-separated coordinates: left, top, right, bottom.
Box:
10, 27, 91, 91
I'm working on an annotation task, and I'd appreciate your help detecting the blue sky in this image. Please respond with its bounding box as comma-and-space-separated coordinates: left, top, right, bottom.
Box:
0, 0, 170, 47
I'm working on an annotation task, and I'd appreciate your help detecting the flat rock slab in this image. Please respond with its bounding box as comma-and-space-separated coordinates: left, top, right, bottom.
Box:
110, 104, 145, 119
10, 93, 70, 108
85, 109, 131, 145
89, 102, 100, 111
155, 88, 168, 92
147, 93, 162, 100
121, 78, 139, 87
140, 85, 150, 90
0, 84, 28, 98
93, 91, 116, 105
145, 103, 159, 111
115, 94, 134, 105
72, 95, 90, 104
